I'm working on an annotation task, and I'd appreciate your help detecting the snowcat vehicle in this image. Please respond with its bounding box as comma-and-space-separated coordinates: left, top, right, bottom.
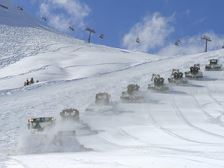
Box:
120, 84, 143, 102
60, 108, 79, 121
185, 64, 203, 79
25, 116, 85, 153
25, 115, 93, 152
27, 117, 55, 132
168, 69, 187, 84
148, 74, 169, 91
27, 116, 79, 144
205, 59, 222, 71
95, 92, 111, 105
59, 108, 97, 137
86, 92, 115, 113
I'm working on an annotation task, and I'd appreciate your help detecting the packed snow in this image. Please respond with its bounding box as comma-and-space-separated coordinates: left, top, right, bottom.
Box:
1, 1, 224, 168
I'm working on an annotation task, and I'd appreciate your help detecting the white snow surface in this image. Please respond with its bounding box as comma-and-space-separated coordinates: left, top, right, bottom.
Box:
1, 4, 224, 168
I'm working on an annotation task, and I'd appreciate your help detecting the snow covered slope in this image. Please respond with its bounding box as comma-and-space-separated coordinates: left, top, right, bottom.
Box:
2, 46, 224, 168
1, 2, 224, 168
0, 25, 152, 90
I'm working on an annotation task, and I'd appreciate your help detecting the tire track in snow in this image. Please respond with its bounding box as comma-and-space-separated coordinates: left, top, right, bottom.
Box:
190, 94, 224, 128
98, 127, 146, 149
98, 129, 212, 154
0, 65, 51, 80
7, 158, 30, 168
191, 94, 216, 119
190, 84, 224, 129
0, 59, 155, 95
206, 87, 224, 109
147, 108, 211, 144
173, 96, 224, 140
0, 53, 184, 95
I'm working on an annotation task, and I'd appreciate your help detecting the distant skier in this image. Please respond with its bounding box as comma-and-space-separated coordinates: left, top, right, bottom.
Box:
24, 78, 36, 86
30, 77, 34, 84
24, 79, 30, 86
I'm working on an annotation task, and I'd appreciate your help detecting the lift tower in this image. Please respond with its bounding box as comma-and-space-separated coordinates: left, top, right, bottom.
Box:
85, 27, 96, 43
202, 35, 211, 52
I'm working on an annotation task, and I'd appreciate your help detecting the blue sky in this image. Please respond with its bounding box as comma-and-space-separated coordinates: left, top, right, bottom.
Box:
12, 0, 224, 55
